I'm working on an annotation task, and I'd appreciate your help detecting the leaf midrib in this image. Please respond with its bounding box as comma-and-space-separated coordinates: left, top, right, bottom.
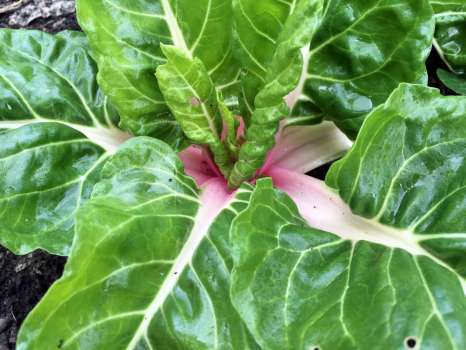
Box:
161, 0, 191, 56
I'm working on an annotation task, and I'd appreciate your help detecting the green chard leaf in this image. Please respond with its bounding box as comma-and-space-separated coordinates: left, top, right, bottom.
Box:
0, 29, 129, 255
437, 68, 466, 95
432, 0, 466, 76
298, 0, 434, 139
76, 0, 240, 142
236, 84, 466, 349
156, 45, 233, 177
228, 0, 325, 188
17, 137, 260, 350
15, 85, 466, 349
230, 178, 466, 350
232, 0, 297, 121
326, 84, 466, 276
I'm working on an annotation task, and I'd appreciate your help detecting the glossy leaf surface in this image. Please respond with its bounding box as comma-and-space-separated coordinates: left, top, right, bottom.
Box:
437, 69, 466, 95
302, 0, 434, 138
432, 0, 466, 75
326, 84, 466, 276
17, 138, 259, 349
0, 29, 117, 128
0, 29, 129, 255
77, 0, 239, 142
231, 179, 466, 350
0, 123, 106, 255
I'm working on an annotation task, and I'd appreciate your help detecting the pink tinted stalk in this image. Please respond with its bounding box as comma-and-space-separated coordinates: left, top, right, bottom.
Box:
179, 146, 221, 186
265, 167, 425, 255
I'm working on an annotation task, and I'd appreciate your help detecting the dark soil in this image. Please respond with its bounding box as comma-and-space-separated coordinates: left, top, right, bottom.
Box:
0, 1, 455, 349
0, 0, 79, 33
0, 249, 66, 349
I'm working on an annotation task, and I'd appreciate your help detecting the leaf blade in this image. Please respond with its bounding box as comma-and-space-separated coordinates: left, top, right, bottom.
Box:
17, 138, 259, 349
77, 0, 239, 141
156, 45, 233, 177
230, 179, 466, 350
326, 83, 466, 276
0, 29, 129, 254
301, 0, 434, 138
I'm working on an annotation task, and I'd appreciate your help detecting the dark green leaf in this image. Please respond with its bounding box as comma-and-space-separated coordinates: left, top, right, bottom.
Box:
301, 0, 434, 138
0, 29, 130, 254
437, 68, 466, 95
432, 0, 466, 76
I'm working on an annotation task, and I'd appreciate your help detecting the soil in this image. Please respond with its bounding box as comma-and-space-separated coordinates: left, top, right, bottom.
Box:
0, 0, 78, 33
0, 249, 66, 349
0, 1, 456, 349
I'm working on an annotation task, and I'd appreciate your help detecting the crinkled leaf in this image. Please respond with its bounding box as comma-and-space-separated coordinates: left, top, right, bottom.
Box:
437, 68, 466, 95
17, 138, 259, 349
326, 84, 466, 276
0, 29, 129, 255
432, 0, 466, 76
301, 0, 434, 138
77, 0, 239, 141
157, 45, 233, 176
231, 179, 466, 350
233, 0, 297, 121
228, 0, 324, 188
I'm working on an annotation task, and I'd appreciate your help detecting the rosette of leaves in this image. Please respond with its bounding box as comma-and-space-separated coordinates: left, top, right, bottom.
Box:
0, 1, 464, 349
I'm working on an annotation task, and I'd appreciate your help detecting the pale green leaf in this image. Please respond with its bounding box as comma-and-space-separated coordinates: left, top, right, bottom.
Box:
156, 45, 233, 176
231, 179, 466, 350
326, 84, 466, 276
17, 138, 259, 350
77, 0, 239, 140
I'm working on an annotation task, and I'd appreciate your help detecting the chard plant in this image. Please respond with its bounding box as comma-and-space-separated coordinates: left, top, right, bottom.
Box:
0, 0, 465, 349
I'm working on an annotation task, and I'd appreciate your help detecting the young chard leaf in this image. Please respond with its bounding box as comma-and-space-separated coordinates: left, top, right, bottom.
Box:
17, 138, 259, 350
230, 179, 466, 350
0, 29, 129, 255
157, 45, 233, 177
76, 0, 239, 141
228, 0, 325, 188
219, 100, 241, 157
233, 0, 297, 122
